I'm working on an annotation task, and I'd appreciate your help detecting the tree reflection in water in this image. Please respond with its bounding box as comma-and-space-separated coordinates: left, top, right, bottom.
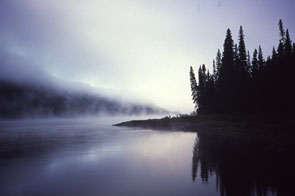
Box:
192, 132, 295, 196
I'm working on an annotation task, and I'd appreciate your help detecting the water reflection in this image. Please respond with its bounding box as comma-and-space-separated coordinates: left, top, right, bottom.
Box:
192, 132, 295, 196
2, 119, 294, 196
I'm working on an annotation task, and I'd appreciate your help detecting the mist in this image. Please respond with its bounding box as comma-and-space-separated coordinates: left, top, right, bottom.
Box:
0, 50, 169, 119
1, 1, 294, 113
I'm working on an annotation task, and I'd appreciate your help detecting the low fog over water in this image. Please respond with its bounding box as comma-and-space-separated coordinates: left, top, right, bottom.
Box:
0, 50, 169, 119
0, 118, 203, 196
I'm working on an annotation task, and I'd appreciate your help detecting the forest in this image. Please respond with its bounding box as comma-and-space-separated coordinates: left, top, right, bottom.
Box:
190, 20, 295, 114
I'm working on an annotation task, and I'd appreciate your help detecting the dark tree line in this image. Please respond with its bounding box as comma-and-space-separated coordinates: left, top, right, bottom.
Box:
0, 79, 166, 118
190, 20, 295, 114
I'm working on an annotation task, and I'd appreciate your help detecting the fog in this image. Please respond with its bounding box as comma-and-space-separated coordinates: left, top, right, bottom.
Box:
0, 50, 169, 119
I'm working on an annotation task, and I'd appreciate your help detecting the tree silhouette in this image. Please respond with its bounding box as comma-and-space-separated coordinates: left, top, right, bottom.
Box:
215, 49, 222, 82
190, 66, 198, 110
238, 26, 248, 76
189, 19, 294, 114
258, 46, 264, 71
251, 49, 259, 78
278, 19, 285, 43
285, 29, 292, 56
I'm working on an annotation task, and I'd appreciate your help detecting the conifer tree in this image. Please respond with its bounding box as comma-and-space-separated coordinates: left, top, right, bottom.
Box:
190, 66, 198, 110
251, 49, 258, 78
238, 26, 247, 73
215, 49, 222, 82
197, 65, 206, 112
234, 44, 239, 66
285, 29, 292, 56
213, 59, 217, 82
221, 28, 234, 86
219, 29, 235, 111
222, 29, 234, 68
278, 19, 285, 43
258, 46, 264, 71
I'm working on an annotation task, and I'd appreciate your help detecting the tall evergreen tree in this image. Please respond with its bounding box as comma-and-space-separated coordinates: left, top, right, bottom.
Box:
220, 28, 236, 111
278, 19, 285, 43
285, 29, 292, 56
213, 59, 217, 82
258, 45, 264, 71
234, 44, 239, 66
251, 49, 258, 78
190, 66, 198, 110
222, 29, 234, 68
238, 26, 247, 73
197, 65, 206, 112
220, 28, 234, 85
215, 49, 222, 82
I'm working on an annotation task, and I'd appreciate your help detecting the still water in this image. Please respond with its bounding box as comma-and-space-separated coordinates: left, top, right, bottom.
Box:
0, 118, 293, 196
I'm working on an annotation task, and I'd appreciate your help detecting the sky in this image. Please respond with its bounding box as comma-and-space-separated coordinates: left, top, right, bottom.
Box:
0, 0, 294, 113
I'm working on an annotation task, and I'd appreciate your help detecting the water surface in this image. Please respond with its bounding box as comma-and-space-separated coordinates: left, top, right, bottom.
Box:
0, 118, 218, 196
0, 118, 294, 196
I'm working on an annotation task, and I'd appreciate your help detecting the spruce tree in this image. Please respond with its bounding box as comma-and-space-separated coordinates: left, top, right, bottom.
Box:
258, 46, 264, 71
251, 49, 258, 78
278, 19, 285, 43
216, 49, 222, 82
234, 44, 239, 66
190, 66, 198, 110
197, 65, 206, 112
222, 29, 234, 69
285, 29, 292, 56
238, 26, 247, 73
213, 59, 217, 82
221, 28, 234, 85
220, 28, 235, 112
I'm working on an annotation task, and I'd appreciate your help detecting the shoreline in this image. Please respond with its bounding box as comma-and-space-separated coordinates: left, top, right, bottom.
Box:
114, 114, 295, 149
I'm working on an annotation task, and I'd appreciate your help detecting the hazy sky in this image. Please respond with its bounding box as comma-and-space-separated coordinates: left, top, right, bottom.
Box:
0, 0, 294, 113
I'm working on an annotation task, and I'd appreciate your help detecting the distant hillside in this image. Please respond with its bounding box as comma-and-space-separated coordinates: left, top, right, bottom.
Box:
0, 79, 167, 118
0, 51, 167, 118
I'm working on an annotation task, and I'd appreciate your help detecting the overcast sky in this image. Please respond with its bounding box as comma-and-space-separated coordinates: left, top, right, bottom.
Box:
0, 0, 294, 113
